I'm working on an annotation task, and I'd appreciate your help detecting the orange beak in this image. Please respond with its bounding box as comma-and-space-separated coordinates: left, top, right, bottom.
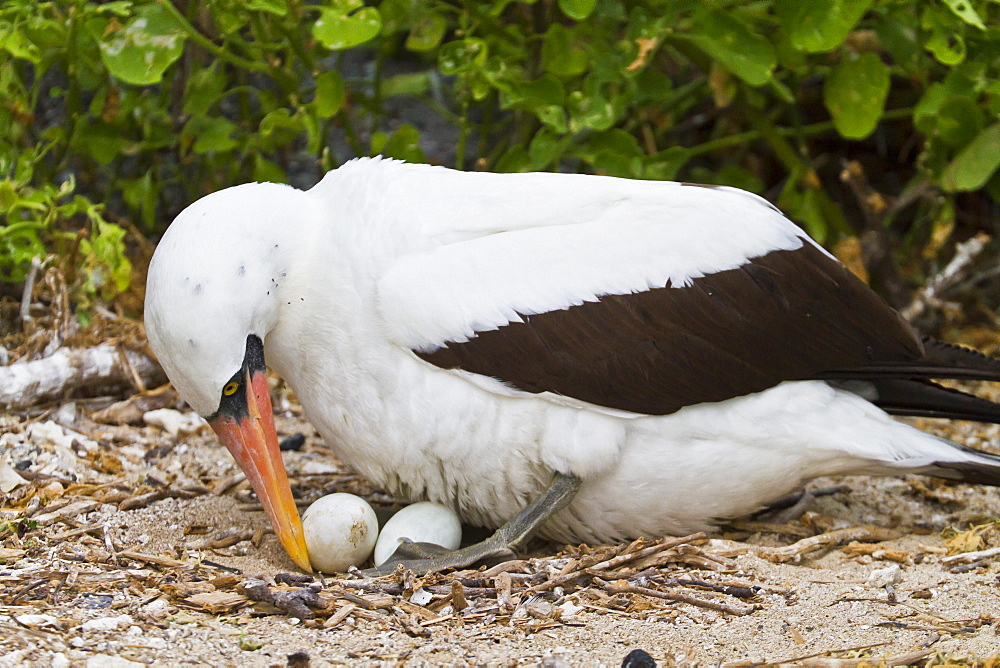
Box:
210, 369, 311, 572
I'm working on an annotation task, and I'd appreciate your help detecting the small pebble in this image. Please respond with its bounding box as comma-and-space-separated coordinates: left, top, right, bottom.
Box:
82, 614, 134, 632
279, 433, 306, 451
622, 649, 657, 668
410, 588, 433, 606
143, 409, 205, 438
85, 656, 144, 668
15, 614, 59, 628
43, 481, 65, 497
866, 564, 902, 588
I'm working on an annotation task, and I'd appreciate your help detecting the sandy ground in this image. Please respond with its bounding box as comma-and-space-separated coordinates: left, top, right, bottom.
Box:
2, 400, 1000, 667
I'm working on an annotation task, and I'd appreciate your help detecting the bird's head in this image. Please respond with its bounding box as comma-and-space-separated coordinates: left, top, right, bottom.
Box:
145, 182, 312, 571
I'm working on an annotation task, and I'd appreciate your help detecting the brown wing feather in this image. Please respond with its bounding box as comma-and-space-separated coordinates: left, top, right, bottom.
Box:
417, 244, 925, 415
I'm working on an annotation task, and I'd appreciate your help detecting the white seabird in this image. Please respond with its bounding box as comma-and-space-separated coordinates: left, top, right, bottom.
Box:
144, 158, 1000, 573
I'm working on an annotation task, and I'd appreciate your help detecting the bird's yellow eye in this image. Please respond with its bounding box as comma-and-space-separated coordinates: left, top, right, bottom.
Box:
223, 381, 240, 396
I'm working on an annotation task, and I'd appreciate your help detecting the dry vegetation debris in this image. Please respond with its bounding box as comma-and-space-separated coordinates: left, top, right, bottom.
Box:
2, 403, 1000, 665
2, 295, 1000, 664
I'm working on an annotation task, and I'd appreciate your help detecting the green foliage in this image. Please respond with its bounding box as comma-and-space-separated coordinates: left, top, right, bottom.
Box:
0, 517, 37, 539
90, 3, 187, 86
1, 146, 130, 312
2, 0, 1000, 306
824, 52, 890, 140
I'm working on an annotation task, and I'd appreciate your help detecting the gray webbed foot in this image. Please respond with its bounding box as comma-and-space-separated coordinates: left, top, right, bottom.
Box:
360, 472, 581, 577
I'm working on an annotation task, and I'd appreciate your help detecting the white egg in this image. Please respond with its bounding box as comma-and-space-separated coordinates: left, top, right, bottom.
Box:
373, 502, 462, 566
302, 493, 378, 573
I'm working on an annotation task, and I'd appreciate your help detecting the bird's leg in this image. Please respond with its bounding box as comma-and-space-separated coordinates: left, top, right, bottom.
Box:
362, 472, 582, 576
751, 485, 850, 523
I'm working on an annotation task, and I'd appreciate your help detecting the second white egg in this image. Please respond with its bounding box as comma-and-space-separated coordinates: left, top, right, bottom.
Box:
373, 502, 462, 566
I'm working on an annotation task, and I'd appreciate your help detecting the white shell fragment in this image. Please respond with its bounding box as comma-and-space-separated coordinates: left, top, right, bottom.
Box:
866, 563, 902, 589
373, 502, 462, 567
142, 409, 205, 438
302, 493, 378, 573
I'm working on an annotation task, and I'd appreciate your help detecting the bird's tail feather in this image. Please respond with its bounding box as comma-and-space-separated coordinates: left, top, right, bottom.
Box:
868, 378, 1000, 424
820, 337, 1000, 383
820, 337, 1000, 424
930, 457, 1000, 486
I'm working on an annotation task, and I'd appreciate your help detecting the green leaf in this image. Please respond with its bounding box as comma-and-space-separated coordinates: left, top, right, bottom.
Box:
121, 170, 157, 228
73, 121, 132, 165
941, 0, 985, 30
248, 0, 288, 16
823, 52, 890, 139
643, 147, 690, 181
935, 97, 985, 148
304, 110, 322, 155
775, 0, 873, 53
528, 128, 560, 169
941, 124, 1000, 192
380, 72, 431, 98
558, 0, 596, 21
922, 6, 966, 65
312, 1, 382, 50
631, 68, 672, 103
252, 155, 287, 183
182, 64, 226, 117
874, 7, 921, 74
185, 117, 238, 154
94, 2, 135, 18
259, 109, 304, 147
405, 13, 447, 52
542, 25, 588, 77
494, 146, 531, 173
438, 38, 488, 75
688, 7, 775, 86
377, 124, 425, 163
370, 131, 388, 155
500, 75, 565, 110
0, 180, 19, 213
377, 0, 411, 35
314, 71, 345, 118
536, 105, 568, 133
913, 83, 949, 135
567, 90, 615, 132
688, 164, 764, 194
583, 129, 642, 159
79, 220, 132, 301
0, 24, 42, 63
93, 4, 186, 86
576, 130, 643, 177
779, 183, 829, 244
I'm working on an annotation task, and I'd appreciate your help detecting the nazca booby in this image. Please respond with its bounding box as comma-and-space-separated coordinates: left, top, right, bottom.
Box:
145, 158, 1000, 573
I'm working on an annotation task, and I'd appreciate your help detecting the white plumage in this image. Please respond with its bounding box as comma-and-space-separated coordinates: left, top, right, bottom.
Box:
145, 157, 1000, 559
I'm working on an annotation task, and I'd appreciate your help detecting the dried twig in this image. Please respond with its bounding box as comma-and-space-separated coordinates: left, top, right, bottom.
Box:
595, 579, 754, 616
0, 344, 165, 410
754, 526, 901, 563
119, 551, 190, 568
902, 233, 990, 322
241, 578, 321, 619
527, 533, 706, 593
19, 257, 42, 328
940, 545, 1000, 564
324, 603, 357, 628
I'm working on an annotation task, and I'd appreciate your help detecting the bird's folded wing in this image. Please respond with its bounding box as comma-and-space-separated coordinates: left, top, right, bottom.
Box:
377, 187, 923, 416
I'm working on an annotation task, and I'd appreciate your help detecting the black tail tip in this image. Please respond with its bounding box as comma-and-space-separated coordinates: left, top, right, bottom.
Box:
934, 460, 1000, 487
